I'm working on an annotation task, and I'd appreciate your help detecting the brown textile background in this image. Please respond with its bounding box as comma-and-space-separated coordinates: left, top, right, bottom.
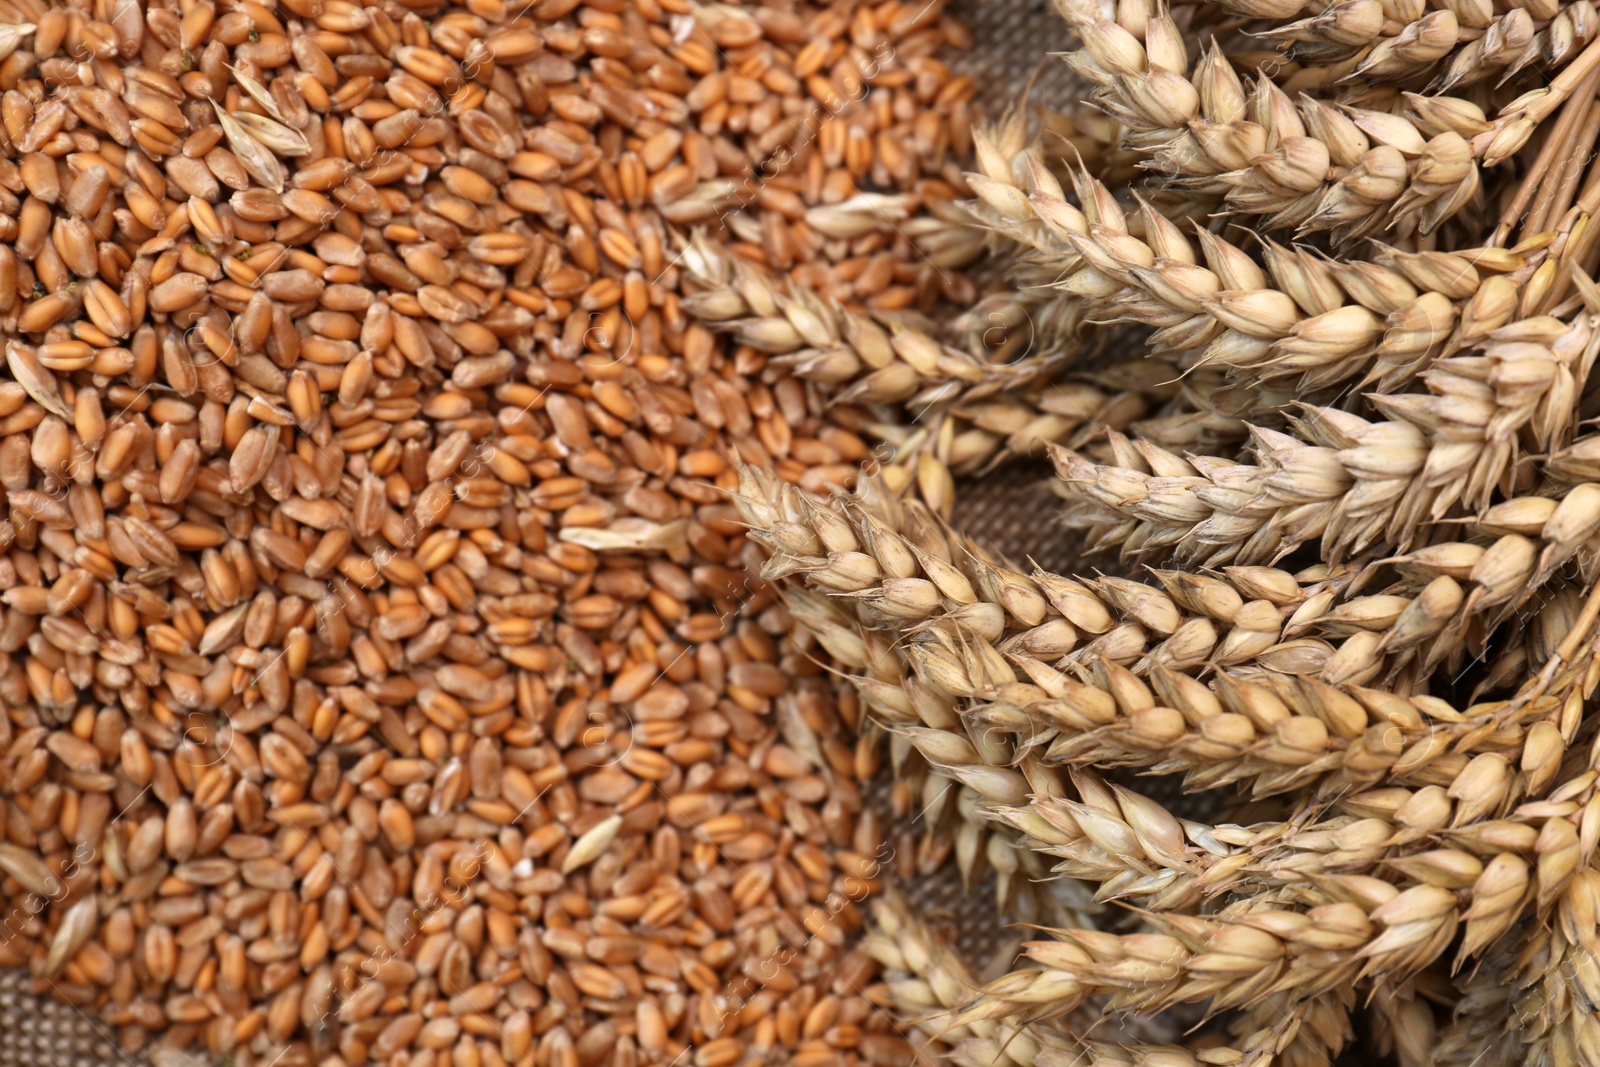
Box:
951, 461, 1076, 575
0, 966, 135, 1067
880, 1, 1086, 976
942, 0, 1083, 578
949, 0, 1078, 111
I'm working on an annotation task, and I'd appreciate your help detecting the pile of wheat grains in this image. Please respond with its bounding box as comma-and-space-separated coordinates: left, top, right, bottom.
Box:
0, 0, 982, 1064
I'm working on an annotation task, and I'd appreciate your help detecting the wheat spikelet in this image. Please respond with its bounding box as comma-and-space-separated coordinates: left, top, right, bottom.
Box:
944, 889, 1408, 1029
1441, 740, 1600, 1065
860, 894, 1169, 1067
970, 693, 1600, 1061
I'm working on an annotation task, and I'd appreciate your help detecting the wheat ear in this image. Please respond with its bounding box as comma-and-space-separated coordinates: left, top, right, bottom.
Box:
998, 753, 1578, 916
1048, 302, 1599, 564
966, 158, 1554, 402
866, 892, 1353, 1067
1262, 0, 1599, 95
952, 882, 1462, 1026
679, 232, 1073, 407
677, 231, 1165, 478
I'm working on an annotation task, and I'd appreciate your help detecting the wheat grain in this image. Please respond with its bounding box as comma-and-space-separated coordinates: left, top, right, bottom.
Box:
0, 0, 991, 1061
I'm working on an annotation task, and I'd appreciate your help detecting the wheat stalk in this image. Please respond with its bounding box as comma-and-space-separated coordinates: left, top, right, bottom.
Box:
1049, 472, 1600, 692
952, 810, 1582, 1045
1050, 426, 1600, 692
746, 464, 1369, 705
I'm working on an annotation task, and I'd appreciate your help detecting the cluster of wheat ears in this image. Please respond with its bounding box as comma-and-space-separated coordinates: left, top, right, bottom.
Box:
676, 0, 1600, 1063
